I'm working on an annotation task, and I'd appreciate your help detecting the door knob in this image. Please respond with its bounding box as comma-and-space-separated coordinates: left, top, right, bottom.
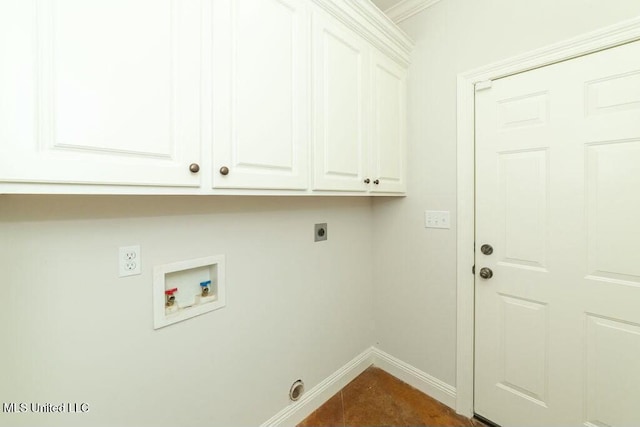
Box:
479, 267, 493, 279
480, 244, 493, 255
189, 163, 200, 173
219, 166, 229, 176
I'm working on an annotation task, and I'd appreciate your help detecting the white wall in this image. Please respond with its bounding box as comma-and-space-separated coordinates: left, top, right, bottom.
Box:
372, 0, 640, 388
0, 195, 374, 427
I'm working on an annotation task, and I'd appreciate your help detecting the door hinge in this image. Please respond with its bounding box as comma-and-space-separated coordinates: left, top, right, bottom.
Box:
472, 265, 475, 275
475, 80, 492, 91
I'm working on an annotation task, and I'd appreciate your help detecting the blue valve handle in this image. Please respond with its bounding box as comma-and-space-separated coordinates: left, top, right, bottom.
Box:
200, 280, 211, 288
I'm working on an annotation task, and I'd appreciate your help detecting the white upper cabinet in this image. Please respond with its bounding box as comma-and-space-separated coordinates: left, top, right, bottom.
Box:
312, 9, 369, 192
212, 0, 309, 190
0, 0, 412, 195
0, 0, 204, 188
370, 50, 407, 193
310, 8, 408, 194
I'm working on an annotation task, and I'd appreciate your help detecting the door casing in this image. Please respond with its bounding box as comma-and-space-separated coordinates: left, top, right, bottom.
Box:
455, 16, 640, 418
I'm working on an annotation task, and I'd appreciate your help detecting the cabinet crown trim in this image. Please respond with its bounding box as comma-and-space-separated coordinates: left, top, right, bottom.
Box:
311, 0, 414, 66
383, 0, 442, 24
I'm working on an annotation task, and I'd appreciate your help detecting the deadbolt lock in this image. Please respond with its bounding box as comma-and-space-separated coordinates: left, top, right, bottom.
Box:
480, 244, 493, 255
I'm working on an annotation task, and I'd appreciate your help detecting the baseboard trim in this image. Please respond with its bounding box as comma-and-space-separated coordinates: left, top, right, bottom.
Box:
260, 347, 374, 427
261, 346, 457, 426
371, 348, 457, 409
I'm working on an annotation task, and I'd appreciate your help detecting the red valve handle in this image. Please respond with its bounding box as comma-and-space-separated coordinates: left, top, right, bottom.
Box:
164, 288, 178, 295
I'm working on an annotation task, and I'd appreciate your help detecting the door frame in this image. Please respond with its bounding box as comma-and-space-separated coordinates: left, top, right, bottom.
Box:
455, 16, 640, 418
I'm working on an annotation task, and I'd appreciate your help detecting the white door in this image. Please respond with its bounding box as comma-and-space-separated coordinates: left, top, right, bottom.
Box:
311, 8, 369, 192
212, 0, 309, 190
0, 0, 203, 187
475, 40, 640, 426
370, 50, 406, 193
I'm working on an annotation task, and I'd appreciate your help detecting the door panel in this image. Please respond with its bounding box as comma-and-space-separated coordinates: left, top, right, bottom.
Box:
586, 141, 640, 285
498, 149, 548, 270
497, 91, 549, 130
586, 315, 640, 427
585, 71, 640, 117
498, 294, 549, 406
475, 40, 640, 426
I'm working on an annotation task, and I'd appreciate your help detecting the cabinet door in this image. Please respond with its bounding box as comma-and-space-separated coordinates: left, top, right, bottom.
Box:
370, 51, 407, 193
212, 0, 309, 190
311, 10, 369, 192
0, 0, 203, 188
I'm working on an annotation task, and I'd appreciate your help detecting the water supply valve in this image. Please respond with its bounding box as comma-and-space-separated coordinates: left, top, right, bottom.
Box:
165, 288, 178, 307
200, 280, 211, 297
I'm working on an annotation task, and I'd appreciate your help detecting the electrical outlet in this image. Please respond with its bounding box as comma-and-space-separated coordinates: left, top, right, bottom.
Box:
119, 245, 141, 277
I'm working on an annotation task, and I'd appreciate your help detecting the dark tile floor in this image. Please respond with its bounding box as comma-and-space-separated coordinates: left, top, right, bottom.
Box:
298, 366, 484, 427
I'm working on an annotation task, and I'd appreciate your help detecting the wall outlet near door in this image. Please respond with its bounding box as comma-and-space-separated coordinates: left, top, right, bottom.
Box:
425, 211, 450, 229
119, 245, 141, 277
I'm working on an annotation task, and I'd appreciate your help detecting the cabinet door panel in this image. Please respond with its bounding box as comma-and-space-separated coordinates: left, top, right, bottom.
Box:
312, 11, 368, 192
0, 0, 203, 187
213, 0, 309, 190
371, 51, 406, 193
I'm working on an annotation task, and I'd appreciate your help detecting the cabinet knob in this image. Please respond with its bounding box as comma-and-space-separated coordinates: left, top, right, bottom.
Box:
364, 178, 370, 184
219, 166, 229, 176
373, 179, 380, 185
189, 163, 200, 173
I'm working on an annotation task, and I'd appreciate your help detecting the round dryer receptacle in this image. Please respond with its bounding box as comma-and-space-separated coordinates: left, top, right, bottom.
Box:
289, 379, 304, 401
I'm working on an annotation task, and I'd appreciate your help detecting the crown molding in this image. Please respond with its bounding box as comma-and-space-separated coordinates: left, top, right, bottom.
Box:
311, 0, 415, 66
384, 0, 442, 24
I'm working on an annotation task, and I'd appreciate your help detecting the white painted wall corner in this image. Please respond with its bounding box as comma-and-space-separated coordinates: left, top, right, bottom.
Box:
260, 348, 374, 427
371, 347, 457, 409
261, 347, 457, 426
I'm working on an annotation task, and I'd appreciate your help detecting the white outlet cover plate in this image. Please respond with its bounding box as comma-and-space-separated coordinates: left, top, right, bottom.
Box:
119, 245, 141, 277
425, 211, 451, 229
